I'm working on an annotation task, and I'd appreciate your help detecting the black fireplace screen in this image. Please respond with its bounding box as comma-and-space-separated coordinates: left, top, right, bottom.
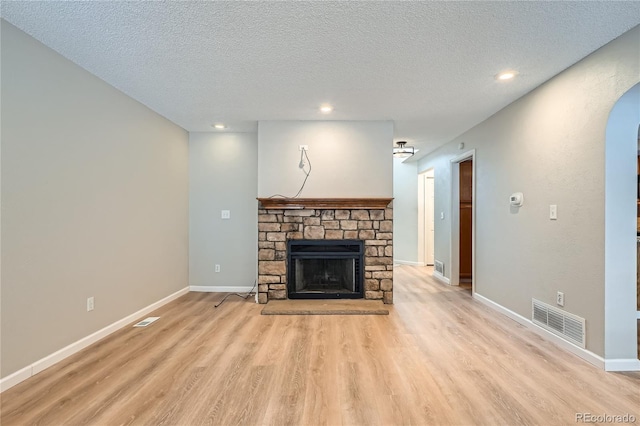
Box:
287, 240, 364, 299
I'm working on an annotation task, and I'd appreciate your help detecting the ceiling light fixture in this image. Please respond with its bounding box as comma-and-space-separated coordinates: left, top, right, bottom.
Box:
320, 105, 333, 113
393, 141, 415, 158
213, 123, 226, 129
496, 70, 518, 81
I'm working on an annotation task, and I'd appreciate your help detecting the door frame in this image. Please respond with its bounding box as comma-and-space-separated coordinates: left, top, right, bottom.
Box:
418, 168, 435, 266
450, 149, 476, 294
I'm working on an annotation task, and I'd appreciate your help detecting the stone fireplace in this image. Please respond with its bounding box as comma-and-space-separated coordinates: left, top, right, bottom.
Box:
257, 198, 393, 304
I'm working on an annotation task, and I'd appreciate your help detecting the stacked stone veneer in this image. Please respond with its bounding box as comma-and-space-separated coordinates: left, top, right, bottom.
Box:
257, 204, 393, 304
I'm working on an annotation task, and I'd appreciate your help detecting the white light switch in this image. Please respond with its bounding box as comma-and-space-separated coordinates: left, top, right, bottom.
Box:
440, 212, 444, 220
549, 205, 557, 220
221, 210, 230, 219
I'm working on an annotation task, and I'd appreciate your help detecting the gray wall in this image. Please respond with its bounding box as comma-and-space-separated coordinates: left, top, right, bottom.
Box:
1, 21, 189, 377
257, 121, 393, 198
189, 132, 258, 289
392, 157, 418, 263
417, 26, 640, 358
604, 84, 640, 359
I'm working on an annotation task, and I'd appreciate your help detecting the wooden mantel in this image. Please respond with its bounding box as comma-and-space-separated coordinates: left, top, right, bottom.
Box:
257, 197, 393, 210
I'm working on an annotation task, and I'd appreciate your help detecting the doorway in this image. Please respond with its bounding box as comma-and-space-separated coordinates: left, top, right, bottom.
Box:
450, 150, 475, 293
418, 169, 435, 266
637, 124, 640, 360
459, 159, 473, 290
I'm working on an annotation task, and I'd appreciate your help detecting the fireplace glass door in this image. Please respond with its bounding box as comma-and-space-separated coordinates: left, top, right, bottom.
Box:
287, 240, 363, 299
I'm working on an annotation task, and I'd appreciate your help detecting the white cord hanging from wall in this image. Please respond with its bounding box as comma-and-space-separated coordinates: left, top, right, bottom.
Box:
268, 147, 312, 199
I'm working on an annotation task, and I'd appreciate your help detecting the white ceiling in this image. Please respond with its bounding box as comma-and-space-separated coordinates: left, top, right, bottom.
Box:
2, 1, 639, 159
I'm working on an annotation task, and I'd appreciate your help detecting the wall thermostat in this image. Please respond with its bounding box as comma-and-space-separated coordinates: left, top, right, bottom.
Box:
509, 192, 524, 207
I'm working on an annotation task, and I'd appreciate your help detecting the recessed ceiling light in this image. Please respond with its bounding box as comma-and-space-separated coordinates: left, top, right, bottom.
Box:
213, 123, 226, 129
496, 70, 518, 81
320, 105, 333, 113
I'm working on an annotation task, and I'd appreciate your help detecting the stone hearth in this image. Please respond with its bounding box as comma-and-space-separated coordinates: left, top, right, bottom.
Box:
257, 198, 393, 304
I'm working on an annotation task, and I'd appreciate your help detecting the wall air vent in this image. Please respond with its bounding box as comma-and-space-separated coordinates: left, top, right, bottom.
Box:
434, 260, 444, 275
532, 299, 585, 348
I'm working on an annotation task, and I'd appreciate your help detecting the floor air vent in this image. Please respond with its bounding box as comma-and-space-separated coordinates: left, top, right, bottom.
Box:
532, 299, 585, 348
434, 260, 444, 275
133, 317, 160, 327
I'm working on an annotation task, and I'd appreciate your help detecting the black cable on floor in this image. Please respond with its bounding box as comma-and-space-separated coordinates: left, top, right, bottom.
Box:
214, 279, 257, 308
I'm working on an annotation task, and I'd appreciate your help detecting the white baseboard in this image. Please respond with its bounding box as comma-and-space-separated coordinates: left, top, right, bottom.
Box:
190, 286, 254, 293
0, 286, 189, 393
473, 293, 608, 370
393, 259, 425, 266
0, 367, 32, 394
604, 358, 640, 371
433, 271, 450, 285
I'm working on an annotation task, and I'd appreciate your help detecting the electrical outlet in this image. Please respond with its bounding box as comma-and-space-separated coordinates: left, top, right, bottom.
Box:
215, 264, 221, 273
87, 297, 94, 311
556, 291, 564, 307
221, 210, 230, 219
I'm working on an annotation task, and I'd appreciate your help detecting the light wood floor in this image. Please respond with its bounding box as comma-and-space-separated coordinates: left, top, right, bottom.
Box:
1, 266, 639, 425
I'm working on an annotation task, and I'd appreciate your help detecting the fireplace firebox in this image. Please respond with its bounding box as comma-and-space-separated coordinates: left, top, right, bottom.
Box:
287, 240, 364, 299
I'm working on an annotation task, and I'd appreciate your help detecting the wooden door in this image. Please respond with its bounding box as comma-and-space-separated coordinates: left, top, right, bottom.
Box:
459, 160, 473, 280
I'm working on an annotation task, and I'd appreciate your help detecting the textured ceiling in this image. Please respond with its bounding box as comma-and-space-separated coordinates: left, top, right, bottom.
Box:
2, 1, 640, 159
